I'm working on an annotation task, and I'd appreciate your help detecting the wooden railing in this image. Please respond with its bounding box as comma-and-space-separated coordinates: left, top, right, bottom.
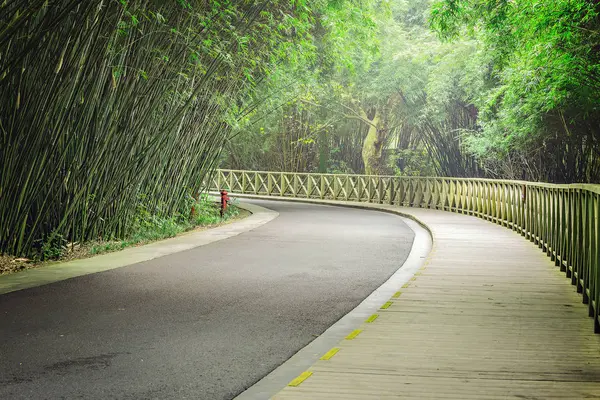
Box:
209, 169, 600, 333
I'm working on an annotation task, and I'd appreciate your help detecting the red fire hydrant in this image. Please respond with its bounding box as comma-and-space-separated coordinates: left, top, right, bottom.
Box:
220, 189, 230, 218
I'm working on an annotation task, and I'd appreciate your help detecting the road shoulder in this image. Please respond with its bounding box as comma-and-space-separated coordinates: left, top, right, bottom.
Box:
0, 202, 278, 295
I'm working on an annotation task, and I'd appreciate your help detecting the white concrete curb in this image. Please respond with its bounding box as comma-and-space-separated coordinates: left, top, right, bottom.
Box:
232, 195, 433, 400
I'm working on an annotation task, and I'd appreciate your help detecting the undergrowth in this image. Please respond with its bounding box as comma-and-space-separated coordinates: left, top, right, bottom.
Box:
89, 195, 240, 256
23, 195, 241, 261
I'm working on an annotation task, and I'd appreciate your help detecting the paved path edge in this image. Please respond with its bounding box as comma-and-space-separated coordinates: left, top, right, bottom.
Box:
210, 192, 435, 240
0, 202, 278, 295
230, 194, 433, 400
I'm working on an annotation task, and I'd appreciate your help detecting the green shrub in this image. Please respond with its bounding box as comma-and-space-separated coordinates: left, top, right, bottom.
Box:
89, 194, 240, 256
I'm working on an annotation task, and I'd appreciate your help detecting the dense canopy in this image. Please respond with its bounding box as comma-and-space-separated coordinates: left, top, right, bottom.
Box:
1, 0, 598, 257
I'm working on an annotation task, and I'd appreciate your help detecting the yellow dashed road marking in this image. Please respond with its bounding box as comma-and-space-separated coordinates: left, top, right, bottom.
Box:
345, 329, 362, 340
392, 291, 402, 298
365, 314, 379, 323
288, 371, 313, 387
320, 348, 340, 360
380, 301, 393, 309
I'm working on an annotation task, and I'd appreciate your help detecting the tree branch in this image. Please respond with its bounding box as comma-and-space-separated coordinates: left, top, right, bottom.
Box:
299, 99, 378, 129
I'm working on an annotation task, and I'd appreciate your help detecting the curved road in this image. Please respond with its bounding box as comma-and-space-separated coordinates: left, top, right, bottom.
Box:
0, 201, 414, 399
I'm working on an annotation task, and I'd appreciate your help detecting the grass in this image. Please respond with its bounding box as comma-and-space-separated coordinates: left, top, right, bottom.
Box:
0, 196, 247, 275
89, 197, 242, 255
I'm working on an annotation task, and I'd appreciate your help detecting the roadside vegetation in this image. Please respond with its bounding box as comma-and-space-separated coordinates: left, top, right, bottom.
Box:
0, 196, 244, 275
222, 0, 600, 183
0, 1, 358, 258
89, 195, 242, 256
1, 0, 598, 259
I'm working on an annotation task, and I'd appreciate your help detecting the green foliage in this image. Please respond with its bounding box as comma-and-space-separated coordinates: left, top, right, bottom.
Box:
390, 148, 437, 177
36, 232, 68, 261
221, 0, 381, 173
90, 195, 238, 256
431, 0, 600, 182
6, 0, 597, 263
223, 0, 481, 177
318, 0, 381, 75
225, 0, 599, 182
0, 0, 343, 256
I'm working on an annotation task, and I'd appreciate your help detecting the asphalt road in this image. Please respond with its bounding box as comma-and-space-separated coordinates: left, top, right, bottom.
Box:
0, 200, 414, 400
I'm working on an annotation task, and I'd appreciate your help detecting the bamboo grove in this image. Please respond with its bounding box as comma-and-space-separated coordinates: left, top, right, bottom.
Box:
2, 0, 599, 257
0, 0, 324, 257
222, 0, 483, 179
222, 0, 600, 183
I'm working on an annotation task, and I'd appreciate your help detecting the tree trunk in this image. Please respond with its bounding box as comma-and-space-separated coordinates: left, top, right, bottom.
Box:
318, 131, 329, 173
361, 110, 386, 175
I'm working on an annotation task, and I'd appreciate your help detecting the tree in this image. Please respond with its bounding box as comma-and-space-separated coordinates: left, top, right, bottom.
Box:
0, 0, 347, 256
431, 0, 600, 182
221, 0, 483, 177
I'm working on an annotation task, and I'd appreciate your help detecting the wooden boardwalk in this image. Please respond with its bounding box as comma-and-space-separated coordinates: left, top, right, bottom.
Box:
274, 207, 600, 399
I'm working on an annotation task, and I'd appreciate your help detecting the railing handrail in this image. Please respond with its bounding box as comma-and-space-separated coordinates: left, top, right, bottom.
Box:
215, 169, 600, 194
208, 169, 600, 333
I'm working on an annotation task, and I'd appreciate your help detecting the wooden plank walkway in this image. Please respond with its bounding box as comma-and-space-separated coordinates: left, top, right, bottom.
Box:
274, 207, 600, 399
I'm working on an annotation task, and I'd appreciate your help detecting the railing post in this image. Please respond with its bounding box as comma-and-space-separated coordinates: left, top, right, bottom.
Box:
592, 195, 600, 332
535, 186, 541, 242
567, 189, 574, 278
579, 190, 588, 296
550, 188, 557, 261
293, 175, 298, 198
467, 181, 473, 214
344, 175, 350, 201
557, 190, 563, 268
521, 184, 527, 236
358, 177, 364, 202
543, 187, 549, 251
506, 183, 512, 226
217, 171, 223, 191
573, 189, 581, 287
267, 173, 273, 195
499, 183, 505, 226
396, 178, 404, 206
